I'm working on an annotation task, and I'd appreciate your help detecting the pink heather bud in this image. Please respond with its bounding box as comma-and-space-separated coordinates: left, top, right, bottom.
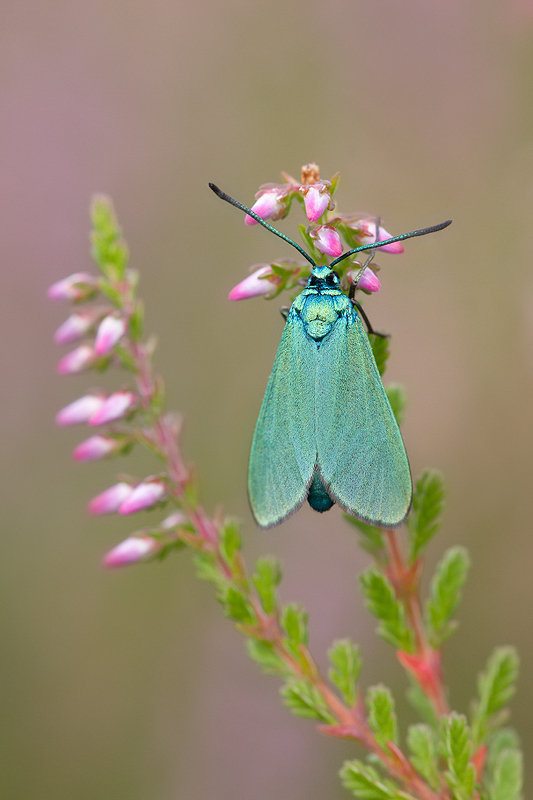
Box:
94, 315, 127, 355
47, 273, 98, 301
245, 191, 285, 226
54, 310, 101, 344
55, 394, 105, 426
72, 434, 118, 461
88, 391, 136, 426
88, 481, 134, 514
358, 221, 404, 254
303, 185, 331, 222
160, 511, 187, 529
103, 535, 161, 568
56, 345, 95, 374
118, 479, 166, 515
312, 225, 342, 258
348, 267, 381, 293
228, 265, 275, 301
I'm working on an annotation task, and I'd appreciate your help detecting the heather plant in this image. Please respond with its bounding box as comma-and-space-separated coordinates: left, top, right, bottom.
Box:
49, 165, 522, 800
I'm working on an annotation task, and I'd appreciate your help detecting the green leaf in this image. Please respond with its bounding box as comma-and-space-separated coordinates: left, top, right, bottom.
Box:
407, 470, 445, 563
252, 556, 282, 615
219, 519, 242, 566
129, 299, 144, 341
473, 648, 519, 744
194, 552, 230, 596
280, 679, 336, 723
366, 685, 398, 750
343, 514, 385, 557
340, 760, 401, 800
360, 566, 413, 651
407, 724, 440, 790
369, 333, 390, 377
406, 680, 439, 728
223, 586, 256, 625
385, 383, 407, 426
90, 195, 129, 281
246, 639, 291, 677
487, 729, 521, 772
425, 546, 470, 647
281, 602, 309, 655
298, 224, 321, 263
328, 639, 362, 707
441, 713, 476, 799
489, 748, 522, 800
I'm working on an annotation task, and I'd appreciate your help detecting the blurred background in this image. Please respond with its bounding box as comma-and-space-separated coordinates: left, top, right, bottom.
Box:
2, 1, 533, 797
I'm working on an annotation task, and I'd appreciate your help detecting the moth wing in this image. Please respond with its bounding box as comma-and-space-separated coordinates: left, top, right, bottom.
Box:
248, 310, 317, 528
316, 308, 412, 528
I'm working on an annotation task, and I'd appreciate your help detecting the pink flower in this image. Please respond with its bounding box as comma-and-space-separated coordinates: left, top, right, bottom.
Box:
55, 394, 105, 426
94, 315, 127, 355
88, 482, 134, 514
103, 535, 161, 568
228, 265, 275, 301
47, 273, 98, 301
312, 225, 342, 258
56, 345, 95, 374
118, 479, 167, 514
303, 185, 331, 222
357, 220, 404, 254
348, 267, 381, 293
88, 391, 136, 426
54, 310, 101, 344
245, 191, 285, 226
160, 511, 187, 529
72, 435, 118, 461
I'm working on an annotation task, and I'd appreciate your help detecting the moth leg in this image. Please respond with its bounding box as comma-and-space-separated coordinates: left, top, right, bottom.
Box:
280, 306, 290, 320
351, 298, 389, 339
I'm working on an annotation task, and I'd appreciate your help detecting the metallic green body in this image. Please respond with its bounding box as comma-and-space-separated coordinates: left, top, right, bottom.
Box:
248, 266, 412, 529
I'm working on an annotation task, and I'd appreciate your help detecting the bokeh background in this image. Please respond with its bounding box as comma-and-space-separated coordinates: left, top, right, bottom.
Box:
2, 1, 533, 798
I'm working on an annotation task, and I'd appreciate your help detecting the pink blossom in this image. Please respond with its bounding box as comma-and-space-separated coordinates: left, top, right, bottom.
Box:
160, 511, 187, 529
245, 191, 285, 226
312, 225, 342, 258
88, 391, 136, 426
118, 479, 167, 514
72, 435, 118, 461
94, 315, 127, 355
103, 535, 161, 568
348, 267, 381, 293
47, 273, 98, 301
54, 310, 101, 344
88, 482, 134, 514
55, 394, 105, 426
357, 221, 404, 254
228, 265, 275, 301
303, 185, 331, 222
56, 345, 95, 374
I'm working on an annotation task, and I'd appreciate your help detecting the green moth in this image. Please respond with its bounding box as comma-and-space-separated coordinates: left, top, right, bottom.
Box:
210, 183, 451, 530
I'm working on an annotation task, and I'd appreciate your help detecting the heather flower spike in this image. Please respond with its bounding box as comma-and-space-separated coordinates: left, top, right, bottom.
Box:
228, 265, 276, 301
51, 178, 520, 800
103, 535, 162, 568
